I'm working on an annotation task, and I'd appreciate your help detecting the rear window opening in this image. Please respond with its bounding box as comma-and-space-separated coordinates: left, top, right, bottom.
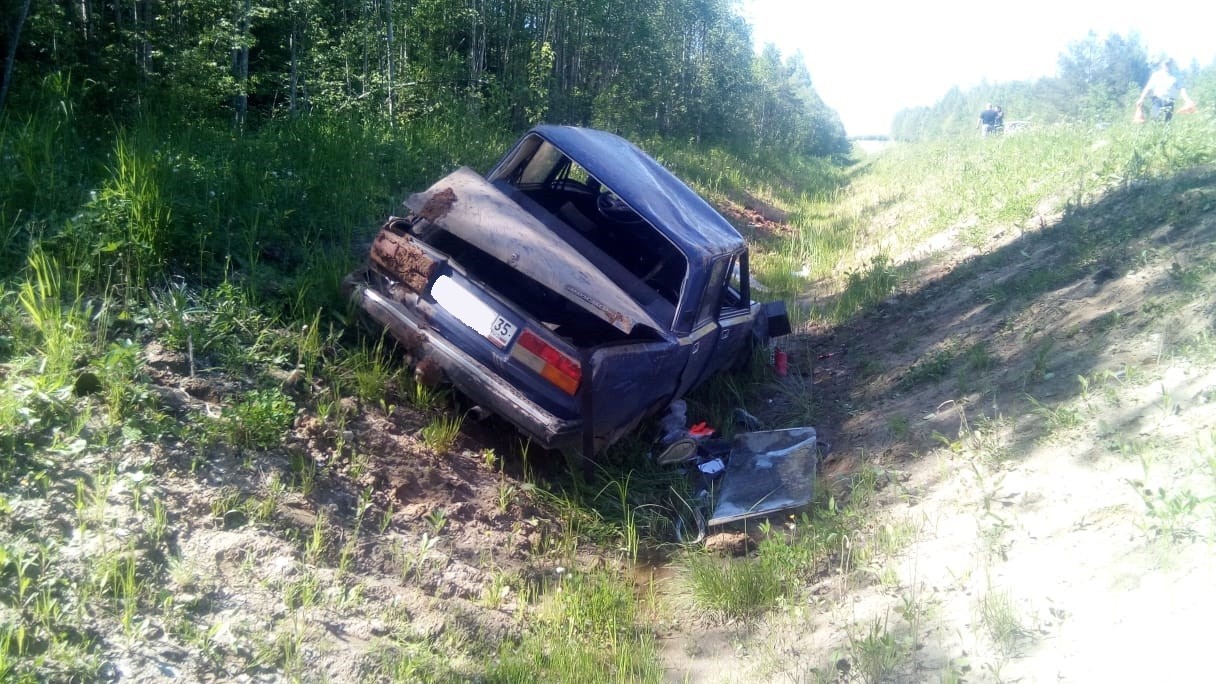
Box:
514, 183, 687, 306
490, 139, 689, 308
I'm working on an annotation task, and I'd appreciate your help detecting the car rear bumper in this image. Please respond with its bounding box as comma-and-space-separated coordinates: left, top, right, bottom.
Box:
344, 275, 583, 450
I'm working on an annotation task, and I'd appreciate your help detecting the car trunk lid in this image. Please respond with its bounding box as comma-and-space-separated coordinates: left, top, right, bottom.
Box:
404, 167, 663, 337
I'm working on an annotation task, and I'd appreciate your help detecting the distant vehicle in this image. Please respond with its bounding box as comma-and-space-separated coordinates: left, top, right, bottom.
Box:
343, 126, 790, 452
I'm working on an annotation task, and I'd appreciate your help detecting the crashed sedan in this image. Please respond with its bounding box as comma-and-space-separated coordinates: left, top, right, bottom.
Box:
343, 125, 789, 453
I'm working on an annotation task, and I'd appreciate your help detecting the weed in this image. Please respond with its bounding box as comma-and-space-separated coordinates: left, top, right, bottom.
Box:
337, 500, 369, 577
1107, 433, 1153, 463
92, 133, 172, 291
832, 254, 902, 322
481, 569, 514, 610
963, 341, 994, 374
1168, 260, 1204, 292
487, 569, 662, 681
248, 472, 286, 523
336, 337, 403, 407
304, 512, 330, 565
424, 508, 448, 535
209, 487, 245, 525
288, 452, 317, 495
420, 413, 463, 452
1129, 481, 1208, 542
409, 381, 446, 413
378, 504, 396, 534
1029, 338, 1055, 383
148, 498, 168, 543
1027, 395, 1082, 434
895, 589, 931, 653
17, 249, 88, 382
192, 279, 279, 369
283, 571, 320, 609
338, 441, 368, 477
400, 533, 441, 581
275, 619, 309, 677
887, 415, 910, 440
293, 308, 326, 382
875, 515, 920, 558
940, 658, 972, 684
496, 480, 518, 514
96, 338, 148, 423
598, 472, 641, 563
368, 637, 451, 682
220, 388, 295, 449
902, 348, 954, 389
681, 551, 791, 621
1157, 383, 1178, 420
977, 588, 1034, 657
1118, 362, 1147, 386
771, 370, 822, 426
847, 616, 903, 683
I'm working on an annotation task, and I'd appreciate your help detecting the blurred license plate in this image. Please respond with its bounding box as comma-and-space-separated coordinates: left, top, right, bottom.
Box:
432, 276, 517, 349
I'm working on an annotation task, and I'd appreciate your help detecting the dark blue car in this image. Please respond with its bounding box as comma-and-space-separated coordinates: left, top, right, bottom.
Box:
344, 126, 789, 452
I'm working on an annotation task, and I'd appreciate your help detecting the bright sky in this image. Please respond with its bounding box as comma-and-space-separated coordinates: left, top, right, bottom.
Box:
741, 0, 1216, 136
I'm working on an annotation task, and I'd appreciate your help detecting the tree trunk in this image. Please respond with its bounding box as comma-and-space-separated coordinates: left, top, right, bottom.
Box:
386, 0, 393, 121
0, 0, 33, 114
78, 0, 93, 41
233, 0, 250, 126
289, 14, 298, 116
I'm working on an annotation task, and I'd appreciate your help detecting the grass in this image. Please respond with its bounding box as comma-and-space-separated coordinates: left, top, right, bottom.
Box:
487, 568, 664, 683
221, 388, 296, 449
847, 616, 904, 683
420, 414, 464, 452
681, 551, 792, 621
2, 87, 1216, 681
977, 588, 1034, 657
16, 250, 90, 382
678, 470, 888, 624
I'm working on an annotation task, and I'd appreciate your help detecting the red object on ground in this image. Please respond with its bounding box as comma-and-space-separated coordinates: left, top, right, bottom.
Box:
689, 421, 715, 437
774, 348, 789, 376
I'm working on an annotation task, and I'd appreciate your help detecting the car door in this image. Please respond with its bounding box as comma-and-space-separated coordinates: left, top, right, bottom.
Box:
707, 253, 755, 376
675, 256, 730, 397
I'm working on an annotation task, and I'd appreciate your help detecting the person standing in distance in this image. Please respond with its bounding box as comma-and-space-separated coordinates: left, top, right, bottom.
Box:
1135, 57, 1197, 122
978, 103, 999, 136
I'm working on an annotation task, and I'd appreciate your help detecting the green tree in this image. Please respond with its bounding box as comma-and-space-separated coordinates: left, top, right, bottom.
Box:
1057, 31, 1149, 118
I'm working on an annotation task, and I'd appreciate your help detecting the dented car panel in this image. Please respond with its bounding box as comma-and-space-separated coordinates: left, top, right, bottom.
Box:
344, 125, 789, 452
487, 126, 745, 335
402, 167, 662, 335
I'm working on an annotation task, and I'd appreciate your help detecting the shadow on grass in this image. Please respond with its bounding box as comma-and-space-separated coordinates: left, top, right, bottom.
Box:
778, 165, 1216, 464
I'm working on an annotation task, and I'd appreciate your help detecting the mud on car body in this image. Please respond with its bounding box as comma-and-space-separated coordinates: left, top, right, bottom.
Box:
343, 125, 789, 453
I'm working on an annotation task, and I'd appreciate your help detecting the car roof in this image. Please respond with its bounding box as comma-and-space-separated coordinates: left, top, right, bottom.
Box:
516, 125, 745, 258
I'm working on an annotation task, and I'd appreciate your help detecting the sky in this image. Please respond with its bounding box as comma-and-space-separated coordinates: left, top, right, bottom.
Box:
741, 0, 1216, 136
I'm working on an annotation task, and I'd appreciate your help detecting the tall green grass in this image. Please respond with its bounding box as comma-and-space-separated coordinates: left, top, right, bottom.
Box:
746, 113, 1216, 328
487, 569, 663, 683
3, 91, 510, 320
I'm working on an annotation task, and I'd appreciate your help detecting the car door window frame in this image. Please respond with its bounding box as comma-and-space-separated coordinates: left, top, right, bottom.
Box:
694, 256, 732, 329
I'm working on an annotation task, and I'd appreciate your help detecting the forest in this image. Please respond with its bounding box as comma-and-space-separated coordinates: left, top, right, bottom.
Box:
0, 0, 846, 155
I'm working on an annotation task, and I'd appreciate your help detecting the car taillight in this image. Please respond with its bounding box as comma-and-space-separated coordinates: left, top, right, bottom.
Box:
511, 329, 582, 395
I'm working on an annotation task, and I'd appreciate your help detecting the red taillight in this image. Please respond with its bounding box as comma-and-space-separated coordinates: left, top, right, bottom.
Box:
512, 329, 582, 395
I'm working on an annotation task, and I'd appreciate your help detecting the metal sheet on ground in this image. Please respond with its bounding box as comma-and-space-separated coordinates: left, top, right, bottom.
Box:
709, 427, 818, 526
